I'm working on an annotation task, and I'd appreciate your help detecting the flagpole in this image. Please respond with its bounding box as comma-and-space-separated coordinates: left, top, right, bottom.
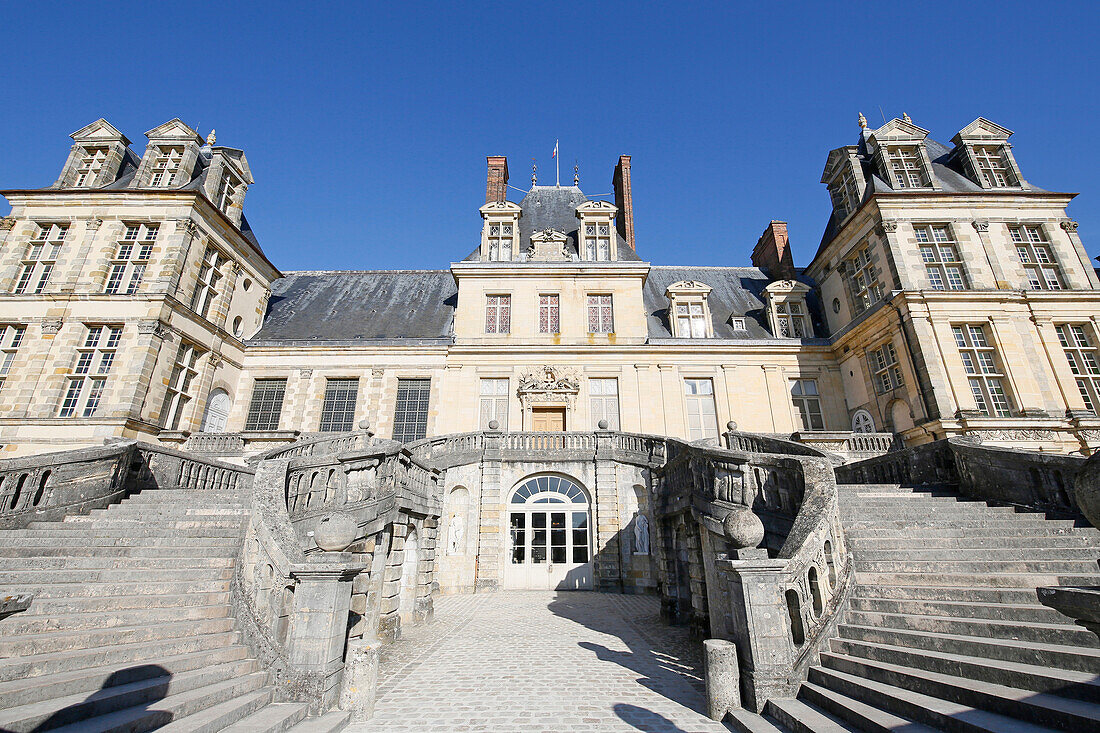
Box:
555, 139, 559, 187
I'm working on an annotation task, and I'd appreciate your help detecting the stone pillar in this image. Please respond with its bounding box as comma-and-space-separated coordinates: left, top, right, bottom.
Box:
119, 321, 173, 422
1060, 220, 1100, 288
971, 221, 1011, 289
593, 430, 622, 592
158, 219, 198, 296
475, 430, 504, 591
339, 639, 381, 721
377, 523, 406, 641
704, 638, 741, 719
286, 564, 363, 713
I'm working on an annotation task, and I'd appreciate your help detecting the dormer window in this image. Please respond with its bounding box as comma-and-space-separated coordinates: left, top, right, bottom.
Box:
584, 222, 611, 261
828, 167, 859, 218
776, 302, 807, 337
74, 148, 108, 187
665, 281, 713, 338
216, 172, 241, 212
149, 147, 183, 187
886, 146, 926, 188
488, 223, 514, 261
576, 201, 618, 262
951, 118, 1028, 190
847, 246, 883, 312
972, 145, 1015, 188
764, 279, 812, 339
479, 201, 522, 262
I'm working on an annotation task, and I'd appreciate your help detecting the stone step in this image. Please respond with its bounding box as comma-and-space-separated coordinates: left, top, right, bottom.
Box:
286, 711, 352, 732
852, 571, 1099, 588
844, 610, 1098, 649
797, 681, 940, 733
845, 526, 1097, 540
830, 637, 1100, 702
852, 584, 1053, 604
97, 503, 249, 514
0, 535, 244, 549
841, 502, 1029, 515
851, 547, 1100, 561
2, 603, 229, 635
220, 702, 311, 732
727, 709, 789, 733
5, 579, 231, 599
849, 535, 1100, 550
0, 646, 253, 709
0, 555, 235, 570
54, 517, 249, 530
0, 659, 257, 731
10, 527, 248, 539
852, 559, 1100, 575
849, 596, 1069, 624
14, 591, 230, 615
837, 624, 1100, 673
0, 566, 233, 586
819, 651, 1100, 730
764, 697, 862, 732
807, 665, 1056, 733
0, 617, 238, 657
0, 631, 242, 682
0, 543, 240, 558
46, 676, 270, 733
844, 518, 1082, 530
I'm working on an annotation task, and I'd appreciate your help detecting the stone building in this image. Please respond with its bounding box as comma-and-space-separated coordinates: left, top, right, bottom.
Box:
0, 115, 1097, 596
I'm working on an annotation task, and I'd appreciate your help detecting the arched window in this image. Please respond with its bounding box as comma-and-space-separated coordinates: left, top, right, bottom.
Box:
509, 475, 589, 506
200, 389, 232, 432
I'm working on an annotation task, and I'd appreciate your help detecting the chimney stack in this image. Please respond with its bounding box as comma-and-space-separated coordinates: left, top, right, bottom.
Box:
485, 156, 509, 204
751, 221, 797, 281
613, 155, 635, 250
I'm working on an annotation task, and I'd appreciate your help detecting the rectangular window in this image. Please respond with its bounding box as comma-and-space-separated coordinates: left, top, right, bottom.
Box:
775, 301, 807, 338
587, 295, 614, 333
584, 222, 611, 261
953, 325, 1012, 417
149, 147, 183, 187
973, 145, 1014, 188
244, 378, 287, 431
59, 325, 122, 418
190, 247, 225, 319
479, 378, 509, 430
790, 379, 825, 430
216, 172, 241, 212
1009, 226, 1062, 290
160, 342, 202, 430
684, 378, 719, 440
393, 377, 431, 443
675, 302, 708, 338
538, 294, 560, 334
0, 325, 27, 391
486, 221, 515, 261
1056, 324, 1100, 413
319, 378, 359, 432
485, 295, 511, 334
870, 342, 904, 393
829, 168, 859, 218
886, 146, 925, 188
15, 224, 67, 294
848, 246, 883, 313
74, 148, 108, 187
589, 378, 620, 430
915, 224, 967, 290
105, 223, 157, 295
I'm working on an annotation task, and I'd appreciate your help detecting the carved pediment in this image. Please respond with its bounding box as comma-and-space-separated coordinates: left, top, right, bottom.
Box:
144, 118, 203, 144
665, 280, 712, 298
952, 117, 1013, 145
576, 200, 618, 215
70, 118, 130, 146
869, 118, 929, 145
528, 229, 570, 262
517, 365, 580, 400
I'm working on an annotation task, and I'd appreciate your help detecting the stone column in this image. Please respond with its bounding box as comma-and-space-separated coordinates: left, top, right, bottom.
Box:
157, 219, 198, 296
475, 430, 504, 591
1060, 220, 1100, 288
593, 430, 622, 592
188, 353, 223, 432
704, 638, 741, 719
970, 221, 1010, 289
118, 321, 174, 422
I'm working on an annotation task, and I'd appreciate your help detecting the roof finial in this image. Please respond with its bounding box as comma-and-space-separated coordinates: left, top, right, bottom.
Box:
531, 158, 537, 185
206, 129, 216, 145
858, 112, 867, 130
573, 161, 579, 186
902, 112, 912, 124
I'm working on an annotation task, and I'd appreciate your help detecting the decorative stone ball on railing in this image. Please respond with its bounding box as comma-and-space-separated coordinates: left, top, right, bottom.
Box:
598, 420, 609, 430
721, 506, 764, 549
1074, 451, 1100, 529
313, 512, 360, 552
727, 421, 737, 431
488, 420, 499, 430
358, 419, 374, 437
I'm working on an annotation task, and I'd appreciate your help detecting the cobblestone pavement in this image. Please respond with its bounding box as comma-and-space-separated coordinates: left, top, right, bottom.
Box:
348, 591, 733, 733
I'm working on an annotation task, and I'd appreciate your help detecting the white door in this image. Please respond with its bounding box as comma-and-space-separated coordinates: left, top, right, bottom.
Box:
504, 475, 593, 590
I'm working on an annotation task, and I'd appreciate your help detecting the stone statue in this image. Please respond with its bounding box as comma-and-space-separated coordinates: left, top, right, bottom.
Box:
448, 512, 465, 555
634, 514, 650, 555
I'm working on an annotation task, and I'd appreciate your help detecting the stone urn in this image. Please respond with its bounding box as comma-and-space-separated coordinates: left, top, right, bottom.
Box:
722, 506, 764, 549
314, 513, 359, 552
1075, 451, 1100, 530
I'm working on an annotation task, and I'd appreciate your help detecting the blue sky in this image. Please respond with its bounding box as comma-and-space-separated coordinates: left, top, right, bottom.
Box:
2, 1, 1097, 272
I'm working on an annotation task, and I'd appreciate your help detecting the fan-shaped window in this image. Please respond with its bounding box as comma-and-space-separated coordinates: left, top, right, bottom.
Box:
510, 475, 588, 505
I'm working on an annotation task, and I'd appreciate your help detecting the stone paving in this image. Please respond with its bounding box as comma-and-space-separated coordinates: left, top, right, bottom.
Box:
348, 591, 733, 733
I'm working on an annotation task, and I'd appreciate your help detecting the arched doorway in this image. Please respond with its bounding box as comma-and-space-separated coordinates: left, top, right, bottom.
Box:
200, 389, 232, 432
505, 474, 593, 590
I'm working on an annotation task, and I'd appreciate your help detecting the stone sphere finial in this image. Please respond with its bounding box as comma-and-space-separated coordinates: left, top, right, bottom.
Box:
722, 507, 765, 549
598, 420, 609, 430
726, 421, 738, 432
314, 513, 358, 552
358, 419, 370, 430
488, 420, 500, 430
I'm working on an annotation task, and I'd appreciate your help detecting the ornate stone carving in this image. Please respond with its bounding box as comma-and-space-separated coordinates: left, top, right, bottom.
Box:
972, 220, 990, 233
517, 365, 580, 405
528, 229, 570, 262
138, 320, 172, 340
0, 218, 15, 231
85, 219, 103, 231
174, 218, 199, 237
879, 220, 898, 233
299, 369, 313, 379
1061, 220, 1080, 233
1077, 429, 1100, 441
40, 319, 63, 335
371, 368, 385, 379
965, 429, 1055, 441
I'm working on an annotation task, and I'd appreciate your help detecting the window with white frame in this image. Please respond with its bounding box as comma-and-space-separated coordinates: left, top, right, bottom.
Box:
914, 224, 967, 290
319, 378, 359, 432
589, 378, 620, 430
886, 146, 926, 188
870, 342, 904, 393
485, 295, 511, 334
0, 325, 26, 391
775, 301, 808, 338
160, 342, 202, 430
149, 147, 183, 187
216, 172, 241, 212
479, 378, 509, 430
1056, 324, 1100, 413
684, 378, 719, 440
59, 325, 122, 418
587, 295, 614, 333
1009, 225, 1062, 290
15, 224, 67, 294
973, 145, 1014, 188
675, 302, 709, 338
584, 221, 612, 261
487, 222, 514, 261
105, 224, 157, 295
74, 148, 108, 187
790, 379, 825, 430
190, 248, 225, 319
953, 324, 1012, 417
829, 168, 859, 218
244, 378, 287, 431
847, 246, 883, 313
538, 294, 559, 334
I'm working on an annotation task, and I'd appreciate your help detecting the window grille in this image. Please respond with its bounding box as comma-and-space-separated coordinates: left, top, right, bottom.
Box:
393, 378, 431, 443
191, 248, 225, 319
584, 222, 611, 261
871, 342, 904, 393
245, 379, 287, 431
59, 325, 122, 418
487, 222, 514, 261
848, 246, 883, 313
149, 147, 183, 187
0, 325, 26, 392
953, 325, 1012, 417
675, 302, 708, 338
775, 301, 807, 338
485, 295, 511, 334
886, 146, 925, 188
74, 148, 108, 187
538, 294, 559, 334
973, 145, 1014, 187
587, 295, 614, 333
319, 378, 359, 432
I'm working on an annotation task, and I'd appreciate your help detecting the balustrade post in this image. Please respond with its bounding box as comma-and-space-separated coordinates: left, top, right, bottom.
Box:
475, 430, 504, 591
593, 431, 622, 592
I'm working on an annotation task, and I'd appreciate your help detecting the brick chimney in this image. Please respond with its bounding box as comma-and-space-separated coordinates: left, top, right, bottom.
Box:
751, 221, 797, 281
613, 155, 635, 250
485, 156, 509, 204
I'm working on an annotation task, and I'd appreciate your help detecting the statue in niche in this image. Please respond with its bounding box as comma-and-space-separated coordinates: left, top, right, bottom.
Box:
633, 513, 650, 555
448, 511, 465, 555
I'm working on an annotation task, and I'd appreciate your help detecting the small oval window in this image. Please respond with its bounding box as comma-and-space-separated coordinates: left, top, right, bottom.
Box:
832, 298, 841, 313
232, 316, 244, 338
241, 278, 253, 291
